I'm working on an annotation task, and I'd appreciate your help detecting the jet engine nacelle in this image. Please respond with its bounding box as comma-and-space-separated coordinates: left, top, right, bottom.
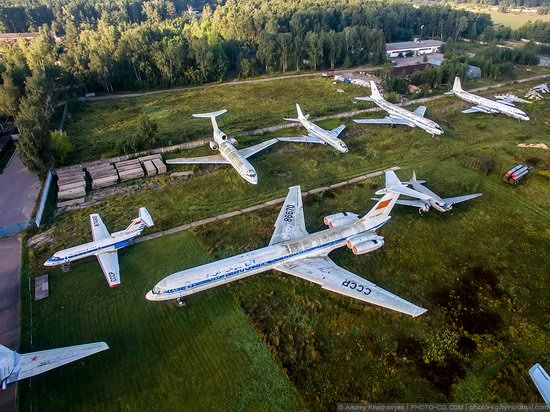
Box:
229, 137, 238, 146
323, 212, 359, 228
209, 141, 219, 150
346, 234, 384, 255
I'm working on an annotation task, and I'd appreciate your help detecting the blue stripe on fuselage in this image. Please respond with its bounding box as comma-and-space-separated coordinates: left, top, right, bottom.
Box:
52, 239, 131, 261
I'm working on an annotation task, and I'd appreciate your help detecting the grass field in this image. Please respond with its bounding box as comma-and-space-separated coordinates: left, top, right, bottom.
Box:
20, 78, 550, 409
63, 77, 368, 164
488, 10, 550, 29
18, 231, 305, 411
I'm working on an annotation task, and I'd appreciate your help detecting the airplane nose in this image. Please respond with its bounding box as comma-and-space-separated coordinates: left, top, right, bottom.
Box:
145, 290, 155, 301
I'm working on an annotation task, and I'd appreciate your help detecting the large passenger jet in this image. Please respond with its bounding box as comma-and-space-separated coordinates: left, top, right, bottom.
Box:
278, 104, 348, 152
166, 110, 277, 184
354, 81, 444, 136
44, 208, 154, 287
147, 171, 430, 317
1, 342, 108, 390
447, 77, 530, 121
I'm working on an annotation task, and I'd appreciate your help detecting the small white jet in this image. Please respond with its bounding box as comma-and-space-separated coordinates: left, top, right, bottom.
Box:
354, 81, 444, 136
147, 171, 430, 317
166, 110, 277, 184
530, 363, 550, 405
448, 77, 530, 121
372, 171, 482, 214
0, 342, 108, 390
278, 104, 348, 153
532, 83, 549, 94
44, 208, 154, 287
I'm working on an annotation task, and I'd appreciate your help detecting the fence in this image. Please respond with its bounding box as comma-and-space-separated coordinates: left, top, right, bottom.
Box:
35, 170, 53, 227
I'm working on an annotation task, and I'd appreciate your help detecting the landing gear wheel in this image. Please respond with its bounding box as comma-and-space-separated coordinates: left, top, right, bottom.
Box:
175, 297, 186, 307
61, 262, 71, 273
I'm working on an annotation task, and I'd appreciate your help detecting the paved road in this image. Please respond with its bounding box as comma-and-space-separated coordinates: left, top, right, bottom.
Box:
0, 238, 21, 412
0, 151, 41, 227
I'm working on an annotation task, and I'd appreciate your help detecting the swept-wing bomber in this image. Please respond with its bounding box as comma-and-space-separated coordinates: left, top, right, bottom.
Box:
147, 171, 430, 317
45, 208, 154, 287
372, 171, 482, 214
166, 110, 277, 184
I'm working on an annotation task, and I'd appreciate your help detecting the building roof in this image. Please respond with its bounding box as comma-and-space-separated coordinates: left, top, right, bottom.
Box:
0, 32, 38, 41
386, 40, 443, 52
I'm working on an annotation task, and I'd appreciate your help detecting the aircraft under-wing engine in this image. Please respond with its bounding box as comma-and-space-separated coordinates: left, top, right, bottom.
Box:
166, 109, 278, 184
371, 171, 482, 214
278, 104, 348, 153
147, 171, 429, 317
44, 208, 154, 287
447, 77, 530, 121
0, 342, 108, 390
354, 81, 444, 136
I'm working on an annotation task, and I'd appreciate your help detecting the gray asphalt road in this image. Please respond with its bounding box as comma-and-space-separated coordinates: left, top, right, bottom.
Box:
0, 237, 21, 412
0, 151, 41, 227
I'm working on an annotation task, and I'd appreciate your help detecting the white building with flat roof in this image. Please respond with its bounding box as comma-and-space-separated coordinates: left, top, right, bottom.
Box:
386, 39, 444, 58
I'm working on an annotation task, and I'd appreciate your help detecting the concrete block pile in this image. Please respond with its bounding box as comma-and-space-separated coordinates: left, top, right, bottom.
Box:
138, 154, 167, 176
56, 165, 86, 207
115, 158, 145, 181
87, 161, 119, 189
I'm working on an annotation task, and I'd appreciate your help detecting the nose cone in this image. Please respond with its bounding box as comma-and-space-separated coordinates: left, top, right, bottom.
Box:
44, 257, 57, 266
145, 290, 155, 301
243, 170, 258, 185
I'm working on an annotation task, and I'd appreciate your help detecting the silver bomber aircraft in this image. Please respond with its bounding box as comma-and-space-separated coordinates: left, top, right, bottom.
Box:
166, 110, 277, 184
354, 81, 444, 136
147, 171, 430, 317
1, 342, 108, 390
447, 77, 530, 121
278, 104, 348, 153
372, 171, 482, 215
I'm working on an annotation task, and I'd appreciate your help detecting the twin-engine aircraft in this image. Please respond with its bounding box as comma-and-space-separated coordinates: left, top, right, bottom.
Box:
372, 171, 482, 214
166, 110, 277, 184
0, 342, 108, 390
447, 77, 530, 121
147, 171, 429, 317
44, 208, 154, 287
354, 81, 444, 136
279, 104, 348, 153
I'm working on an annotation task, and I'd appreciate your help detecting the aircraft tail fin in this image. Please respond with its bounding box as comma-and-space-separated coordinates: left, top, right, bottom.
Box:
284, 103, 309, 122
402, 170, 426, 186
192, 109, 227, 131
370, 81, 382, 99
124, 207, 154, 233
452, 77, 463, 92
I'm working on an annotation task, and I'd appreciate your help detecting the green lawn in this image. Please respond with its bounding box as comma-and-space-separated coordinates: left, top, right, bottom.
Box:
488, 10, 550, 29
63, 77, 368, 164
21, 79, 550, 410
18, 231, 305, 411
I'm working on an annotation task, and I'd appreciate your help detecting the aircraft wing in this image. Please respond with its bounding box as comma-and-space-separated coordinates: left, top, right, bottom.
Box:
90, 214, 110, 241
166, 155, 229, 165
496, 98, 516, 107
442, 193, 482, 205
330, 125, 345, 137
462, 105, 494, 114
238, 139, 278, 159
529, 364, 550, 405
269, 186, 308, 245
354, 116, 413, 126
96, 251, 121, 287
278, 135, 325, 144
7, 342, 109, 384
413, 105, 427, 117
274, 257, 427, 317
371, 198, 426, 208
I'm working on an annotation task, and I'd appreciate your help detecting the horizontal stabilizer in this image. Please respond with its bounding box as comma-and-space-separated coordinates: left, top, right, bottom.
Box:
283, 118, 302, 123
192, 109, 227, 118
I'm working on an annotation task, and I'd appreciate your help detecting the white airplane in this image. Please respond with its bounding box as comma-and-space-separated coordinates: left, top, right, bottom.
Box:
372, 171, 482, 214
147, 171, 430, 317
0, 342, 108, 390
166, 109, 277, 184
448, 77, 530, 121
530, 363, 550, 405
278, 104, 348, 153
354, 81, 444, 136
44, 208, 154, 287
532, 83, 549, 93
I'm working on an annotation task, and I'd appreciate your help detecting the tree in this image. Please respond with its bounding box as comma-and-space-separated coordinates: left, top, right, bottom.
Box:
306, 32, 323, 70
0, 76, 21, 120
257, 32, 278, 72
51, 130, 72, 165
137, 112, 158, 149
277, 33, 293, 73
